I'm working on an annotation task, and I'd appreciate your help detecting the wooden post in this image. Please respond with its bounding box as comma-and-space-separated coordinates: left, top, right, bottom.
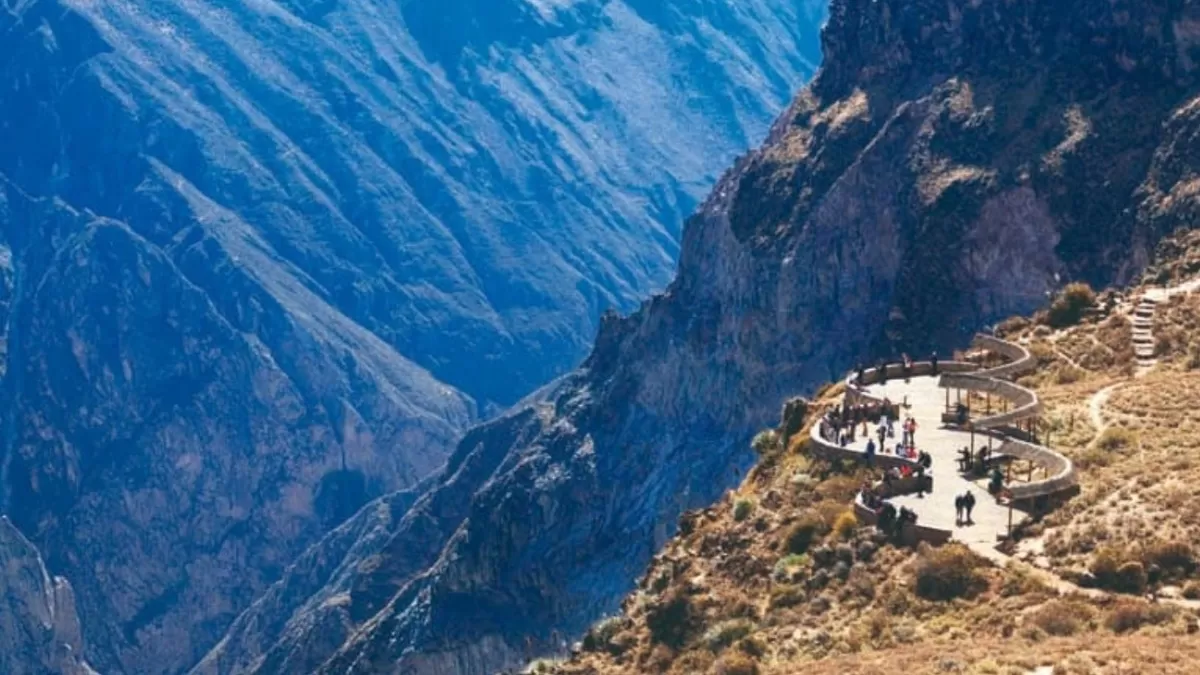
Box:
986, 392, 991, 414
1007, 500, 1014, 538
946, 387, 950, 411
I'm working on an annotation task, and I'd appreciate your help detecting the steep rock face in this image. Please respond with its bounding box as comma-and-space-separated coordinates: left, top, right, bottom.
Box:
206, 1, 1200, 673
0, 0, 823, 411
0, 0, 824, 672
0, 176, 471, 674
0, 516, 96, 675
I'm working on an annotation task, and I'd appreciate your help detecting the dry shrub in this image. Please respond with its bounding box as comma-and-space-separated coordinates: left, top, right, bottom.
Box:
831, 510, 858, 540
712, 652, 758, 675
581, 616, 626, 653
646, 589, 695, 647
1030, 600, 1095, 636
669, 650, 713, 675
1090, 547, 1147, 593
913, 544, 988, 601
783, 511, 828, 554
1105, 599, 1178, 633
1047, 283, 1097, 328
1182, 581, 1200, 600
1096, 427, 1137, 453
996, 315, 1031, 337
1143, 540, 1197, 578
769, 584, 806, 610
702, 619, 755, 652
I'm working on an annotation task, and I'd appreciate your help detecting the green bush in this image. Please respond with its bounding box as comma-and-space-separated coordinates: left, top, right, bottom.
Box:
702, 619, 755, 652
913, 544, 987, 601
782, 511, 828, 554
732, 498, 755, 522
1047, 282, 1097, 328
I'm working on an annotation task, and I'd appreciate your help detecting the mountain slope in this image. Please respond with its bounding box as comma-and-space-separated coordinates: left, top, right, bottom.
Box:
218, 0, 1200, 672
0, 0, 824, 672
0, 516, 96, 675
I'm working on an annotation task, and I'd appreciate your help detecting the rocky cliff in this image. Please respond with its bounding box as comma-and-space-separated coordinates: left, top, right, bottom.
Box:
0, 0, 823, 672
0, 516, 96, 675
197, 0, 1200, 672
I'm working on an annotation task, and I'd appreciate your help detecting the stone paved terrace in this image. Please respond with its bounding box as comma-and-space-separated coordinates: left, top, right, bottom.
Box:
849, 376, 1020, 548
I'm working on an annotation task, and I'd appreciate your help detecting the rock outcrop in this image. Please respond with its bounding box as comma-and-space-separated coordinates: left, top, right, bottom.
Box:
0, 0, 824, 672
200, 1, 1200, 673
0, 516, 96, 675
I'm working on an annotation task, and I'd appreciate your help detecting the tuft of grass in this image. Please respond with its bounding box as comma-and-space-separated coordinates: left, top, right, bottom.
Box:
831, 510, 858, 540
733, 498, 756, 522
751, 429, 782, 455
702, 619, 756, 652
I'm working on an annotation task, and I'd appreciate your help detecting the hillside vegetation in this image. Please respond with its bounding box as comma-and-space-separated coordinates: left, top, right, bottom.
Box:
549, 240, 1200, 675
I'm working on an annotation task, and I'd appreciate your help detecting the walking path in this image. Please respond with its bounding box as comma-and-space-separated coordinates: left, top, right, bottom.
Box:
845, 376, 1018, 549
1087, 383, 1119, 437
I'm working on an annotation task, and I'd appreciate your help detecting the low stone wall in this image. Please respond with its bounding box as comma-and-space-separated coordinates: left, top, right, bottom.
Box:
854, 495, 952, 547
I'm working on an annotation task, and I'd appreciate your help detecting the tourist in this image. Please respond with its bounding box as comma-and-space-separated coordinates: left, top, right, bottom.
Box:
918, 450, 932, 469
989, 466, 1005, 494
958, 447, 972, 472
964, 491, 976, 524
878, 360, 888, 384
856, 363, 866, 385
901, 353, 912, 381
931, 351, 939, 375
865, 438, 876, 464
954, 494, 965, 525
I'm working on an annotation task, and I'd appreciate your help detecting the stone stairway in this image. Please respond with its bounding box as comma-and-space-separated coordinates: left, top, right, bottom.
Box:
1132, 295, 1158, 373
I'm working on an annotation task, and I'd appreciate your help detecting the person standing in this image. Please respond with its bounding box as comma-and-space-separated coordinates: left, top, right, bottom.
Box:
931, 351, 939, 375
964, 491, 976, 524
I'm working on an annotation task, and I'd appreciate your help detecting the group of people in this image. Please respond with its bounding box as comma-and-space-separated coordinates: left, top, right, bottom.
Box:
957, 445, 995, 474
818, 397, 899, 448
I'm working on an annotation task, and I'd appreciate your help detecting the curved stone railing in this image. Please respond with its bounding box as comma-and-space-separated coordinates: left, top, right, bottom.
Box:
845, 360, 977, 409
819, 334, 1076, 514
996, 438, 1078, 502
972, 334, 1037, 380
935, 336, 1075, 502
937, 372, 1044, 429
